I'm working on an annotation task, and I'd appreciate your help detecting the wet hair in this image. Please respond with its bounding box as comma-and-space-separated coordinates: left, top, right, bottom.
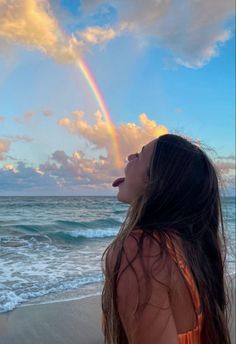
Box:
101, 133, 232, 344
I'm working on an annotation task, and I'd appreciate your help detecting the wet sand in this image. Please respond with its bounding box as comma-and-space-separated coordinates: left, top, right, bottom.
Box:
0, 273, 235, 344
0, 295, 104, 344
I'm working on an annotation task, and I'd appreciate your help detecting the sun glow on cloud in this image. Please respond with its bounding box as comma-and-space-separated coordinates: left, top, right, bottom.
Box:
3, 164, 18, 173
0, 139, 10, 160
58, 111, 169, 168
0, 0, 83, 63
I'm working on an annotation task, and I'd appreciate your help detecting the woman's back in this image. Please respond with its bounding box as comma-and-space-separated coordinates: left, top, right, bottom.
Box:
115, 228, 203, 343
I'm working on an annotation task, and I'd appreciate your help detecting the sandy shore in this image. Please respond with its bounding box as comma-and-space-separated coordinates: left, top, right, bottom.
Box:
0, 295, 104, 344
0, 274, 235, 344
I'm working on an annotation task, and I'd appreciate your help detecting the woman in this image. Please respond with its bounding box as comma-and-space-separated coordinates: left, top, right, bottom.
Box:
101, 134, 232, 344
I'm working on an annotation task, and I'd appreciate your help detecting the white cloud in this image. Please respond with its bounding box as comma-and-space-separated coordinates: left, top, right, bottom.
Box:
82, 0, 235, 68
2, 135, 33, 143
78, 26, 117, 45
213, 154, 235, 192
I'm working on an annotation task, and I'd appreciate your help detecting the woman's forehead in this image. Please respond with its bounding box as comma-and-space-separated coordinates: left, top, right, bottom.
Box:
142, 139, 156, 160
143, 139, 156, 153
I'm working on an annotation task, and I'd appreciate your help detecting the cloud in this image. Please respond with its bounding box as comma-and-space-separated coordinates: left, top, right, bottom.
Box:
217, 154, 235, 160
215, 161, 235, 174
0, 116, 5, 123
77, 23, 127, 45
0, 115, 234, 195
213, 154, 235, 191
3, 164, 18, 173
0, 149, 120, 195
0, 161, 58, 194
42, 109, 53, 117
0, 0, 126, 63
1, 135, 33, 143
58, 110, 169, 167
40, 149, 115, 188
0, 0, 84, 63
1, 0, 233, 68
1, 144, 234, 195
82, 0, 235, 68
13, 111, 36, 124
0, 138, 10, 160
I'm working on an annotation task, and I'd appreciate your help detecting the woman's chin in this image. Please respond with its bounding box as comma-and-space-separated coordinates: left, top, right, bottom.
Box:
117, 190, 131, 204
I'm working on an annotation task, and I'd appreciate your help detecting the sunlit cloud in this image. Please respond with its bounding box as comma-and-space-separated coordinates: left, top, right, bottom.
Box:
0, 0, 127, 69
0, 138, 10, 160
58, 110, 169, 167
3, 164, 18, 173
0, 116, 5, 123
0, 0, 84, 63
77, 22, 127, 46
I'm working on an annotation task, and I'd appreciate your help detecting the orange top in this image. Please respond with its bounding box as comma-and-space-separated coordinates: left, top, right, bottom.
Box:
165, 235, 203, 344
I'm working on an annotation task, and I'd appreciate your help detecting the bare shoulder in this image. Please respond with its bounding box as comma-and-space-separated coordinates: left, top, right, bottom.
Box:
120, 228, 173, 288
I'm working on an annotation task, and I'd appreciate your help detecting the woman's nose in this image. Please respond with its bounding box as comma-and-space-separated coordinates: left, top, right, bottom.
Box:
127, 154, 137, 162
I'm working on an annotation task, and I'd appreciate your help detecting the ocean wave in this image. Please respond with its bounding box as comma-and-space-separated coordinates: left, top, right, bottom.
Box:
0, 227, 119, 250
56, 218, 123, 228
0, 274, 103, 313
7, 217, 123, 234
50, 227, 119, 241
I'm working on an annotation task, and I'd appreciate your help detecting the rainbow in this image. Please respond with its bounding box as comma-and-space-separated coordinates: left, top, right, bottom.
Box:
76, 58, 123, 169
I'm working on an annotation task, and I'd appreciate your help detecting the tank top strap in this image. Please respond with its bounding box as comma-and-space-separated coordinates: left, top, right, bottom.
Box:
165, 235, 202, 315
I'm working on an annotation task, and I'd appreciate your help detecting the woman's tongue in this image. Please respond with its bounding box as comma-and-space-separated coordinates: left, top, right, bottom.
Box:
112, 177, 125, 187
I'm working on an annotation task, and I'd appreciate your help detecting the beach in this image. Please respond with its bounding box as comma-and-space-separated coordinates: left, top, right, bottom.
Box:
0, 295, 104, 344
0, 274, 235, 344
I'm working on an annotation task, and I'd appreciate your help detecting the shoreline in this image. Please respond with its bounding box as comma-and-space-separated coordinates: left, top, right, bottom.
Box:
0, 274, 235, 344
1, 270, 235, 315
0, 295, 104, 344
15, 291, 102, 310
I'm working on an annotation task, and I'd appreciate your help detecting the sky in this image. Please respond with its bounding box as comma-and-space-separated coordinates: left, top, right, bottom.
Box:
0, 0, 235, 196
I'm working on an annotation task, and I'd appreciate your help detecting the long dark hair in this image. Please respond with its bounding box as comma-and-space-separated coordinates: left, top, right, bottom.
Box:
101, 133, 232, 344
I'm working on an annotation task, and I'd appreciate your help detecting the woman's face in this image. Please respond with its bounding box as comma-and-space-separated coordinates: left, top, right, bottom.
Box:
113, 139, 156, 204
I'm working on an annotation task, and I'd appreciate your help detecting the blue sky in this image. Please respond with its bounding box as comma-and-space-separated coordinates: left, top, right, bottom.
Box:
0, 0, 235, 195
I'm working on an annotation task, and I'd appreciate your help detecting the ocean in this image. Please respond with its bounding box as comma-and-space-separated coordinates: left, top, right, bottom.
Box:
0, 196, 235, 313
